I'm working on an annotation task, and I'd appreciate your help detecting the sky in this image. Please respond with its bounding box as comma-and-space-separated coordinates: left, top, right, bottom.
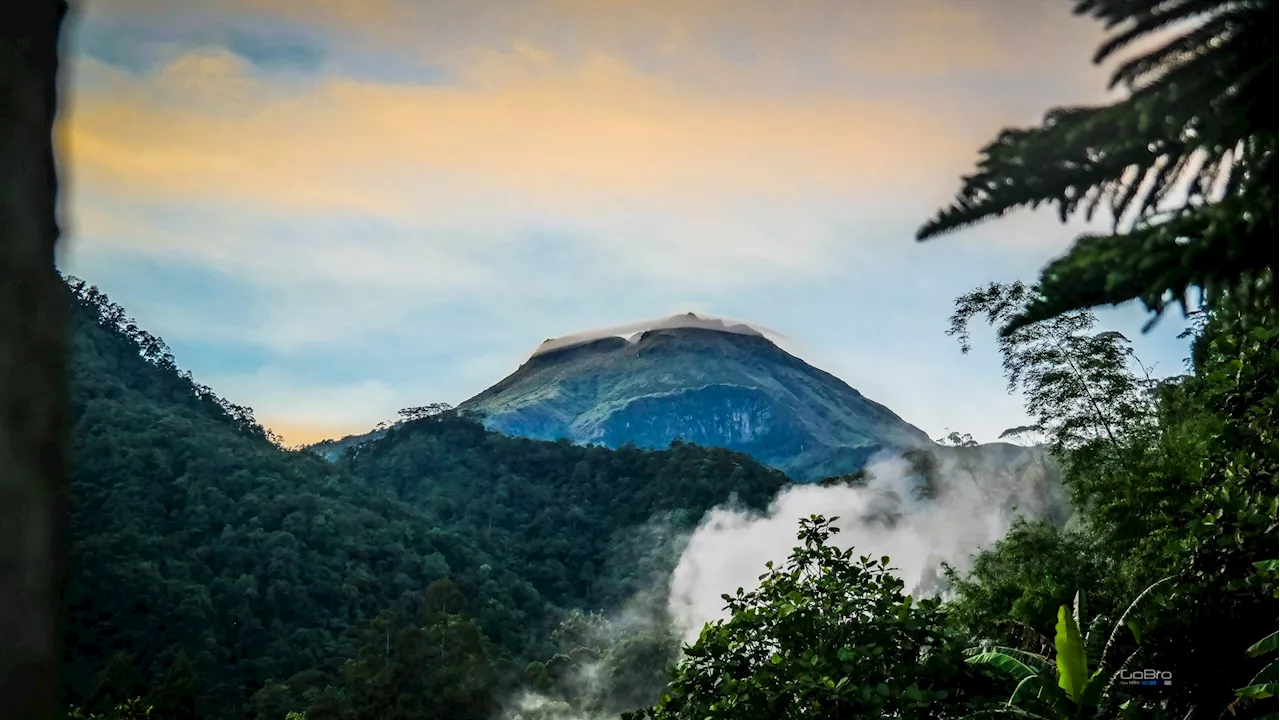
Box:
55, 0, 1197, 447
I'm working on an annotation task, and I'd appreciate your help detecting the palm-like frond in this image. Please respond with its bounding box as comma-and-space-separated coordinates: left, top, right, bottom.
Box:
1229, 631, 1280, 715
993, 619, 1057, 658
1248, 632, 1279, 658
1006, 198, 1277, 334
966, 707, 1055, 720
1084, 612, 1114, 666
965, 646, 1056, 674
1244, 655, 1280, 681
967, 650, 1047, 681
1099, 576, 1175, 672
971, 583, 1181, 719
1010, 674, 1070, 714
1099, 644, 1146, 702
1238, 660, 1278, 698
918, 0, 1277, 333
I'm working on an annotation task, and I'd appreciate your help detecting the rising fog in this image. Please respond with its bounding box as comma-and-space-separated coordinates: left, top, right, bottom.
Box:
668, 447, 1064, 640
505, 444, 1065, 718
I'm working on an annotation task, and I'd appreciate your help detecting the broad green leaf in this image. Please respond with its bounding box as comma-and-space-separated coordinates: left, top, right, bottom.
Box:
1125, 619, 1142, 645
1078, 666, 1108, 711
1009, 674, 1068, 714
1055, 605, 1088, 704
1247, 631, 1278, 657
967, 651, 1042, 680
1236, 683, 1276, 700
1247, 658, 1278, 687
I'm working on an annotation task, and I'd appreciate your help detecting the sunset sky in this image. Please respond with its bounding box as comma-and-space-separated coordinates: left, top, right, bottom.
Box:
56, 0, 1196, 446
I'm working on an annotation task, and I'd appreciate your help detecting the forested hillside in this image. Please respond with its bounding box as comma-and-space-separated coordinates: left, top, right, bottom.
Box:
336, 417, 787, 612
63, 277, 789, 719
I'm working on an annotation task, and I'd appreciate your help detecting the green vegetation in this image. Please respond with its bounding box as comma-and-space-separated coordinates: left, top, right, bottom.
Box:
917, 0, 1276, 333
964, 580, 1172, 720
628, 516, 1003, 720
65, 1, 1275, 719
63, 277, 788, 719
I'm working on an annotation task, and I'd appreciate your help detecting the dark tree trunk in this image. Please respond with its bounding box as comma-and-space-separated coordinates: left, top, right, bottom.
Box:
0, 3, 71, 719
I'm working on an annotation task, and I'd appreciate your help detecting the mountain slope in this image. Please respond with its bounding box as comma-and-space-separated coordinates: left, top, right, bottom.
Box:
63, 281, 791, 718
460, 315, 934, 480
337, 417, 789, 611
65, 278, 562, 715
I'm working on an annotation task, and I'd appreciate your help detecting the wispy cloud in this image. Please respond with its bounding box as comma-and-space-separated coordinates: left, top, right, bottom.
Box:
58, 0, 1194, 447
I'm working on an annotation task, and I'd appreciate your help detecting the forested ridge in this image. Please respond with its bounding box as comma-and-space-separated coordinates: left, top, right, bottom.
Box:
64, 276, 788, 719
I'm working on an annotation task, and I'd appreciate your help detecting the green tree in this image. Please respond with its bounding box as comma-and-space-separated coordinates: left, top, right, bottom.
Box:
941, 280, 1278, 717
70, 697, 154, 720
637, 516, 1002, 719
943, 281, 1193, 598
943, 519, 1106, 639
918, 0, 1277, 333
946, 281, 1156, 455
87, 653, 150, 717
315, 595, 497, 720
524, 608, 681, 717
150, 650, 201, 720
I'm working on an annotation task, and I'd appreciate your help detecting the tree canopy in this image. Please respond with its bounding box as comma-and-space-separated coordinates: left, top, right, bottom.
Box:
919, 0, 1277, 333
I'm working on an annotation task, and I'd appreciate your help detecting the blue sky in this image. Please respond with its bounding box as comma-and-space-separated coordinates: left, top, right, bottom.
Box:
57, 0, 1196, 445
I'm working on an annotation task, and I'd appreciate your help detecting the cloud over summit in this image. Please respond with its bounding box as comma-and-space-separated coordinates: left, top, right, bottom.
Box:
528, 312, 783, 358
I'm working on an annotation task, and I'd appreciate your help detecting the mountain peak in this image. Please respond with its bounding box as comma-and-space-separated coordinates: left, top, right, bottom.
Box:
529, 313, 770, 359
463, 315, 933, 480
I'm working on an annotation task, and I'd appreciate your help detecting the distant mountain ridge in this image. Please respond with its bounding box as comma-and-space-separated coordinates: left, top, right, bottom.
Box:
457, 314, 936, 480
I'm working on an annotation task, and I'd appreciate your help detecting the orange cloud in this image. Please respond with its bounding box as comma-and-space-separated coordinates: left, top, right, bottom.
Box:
62, 44, 990, 218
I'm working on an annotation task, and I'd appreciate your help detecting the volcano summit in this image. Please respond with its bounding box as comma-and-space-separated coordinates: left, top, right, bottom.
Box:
459, 313, 934, 480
